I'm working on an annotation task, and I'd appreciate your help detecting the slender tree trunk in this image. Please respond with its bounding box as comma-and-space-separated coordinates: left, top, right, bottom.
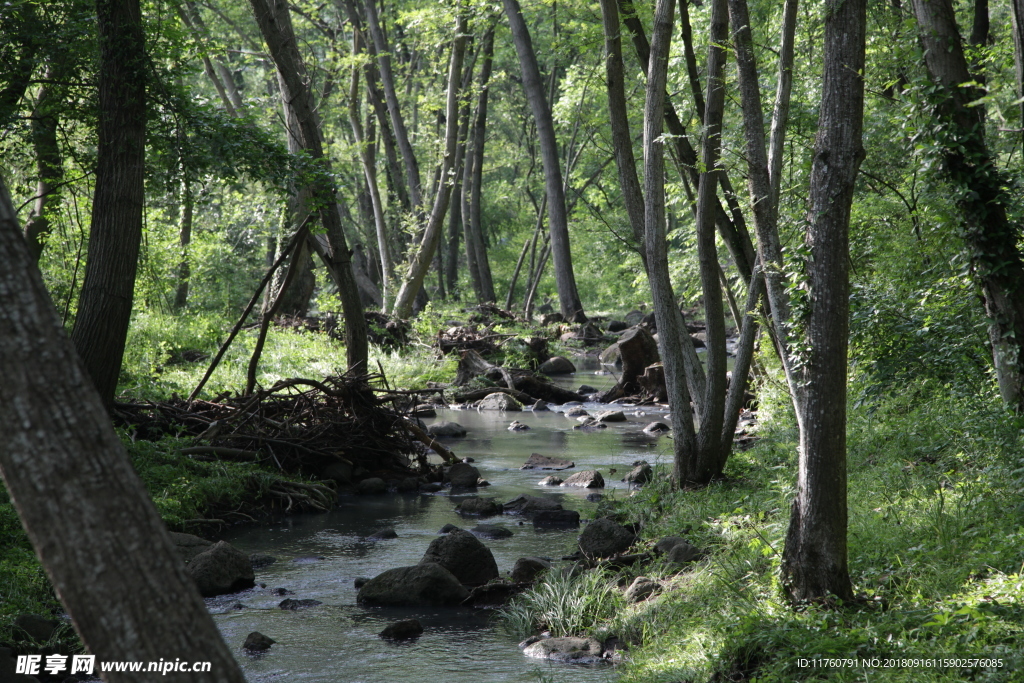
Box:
23, 81, 62, 263
1, 177, 248, 683
364, 0, 422, 210
781, 0, 865, 603
391, 13, 467, 319
173, 178, 193, 310
1011, 0, 1024, 153
912, 0, 1024, 411
71, 0, 147, 407
467, 27, 497, 302
504, 0, 586, 322
642, 0, 700, 483
347, 30, 393, 305
250, 0, 368, 371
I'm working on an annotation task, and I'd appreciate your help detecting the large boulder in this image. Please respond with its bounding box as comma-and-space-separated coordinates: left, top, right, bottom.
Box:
169, 531, 213, 564
503, 494, 563, 515
522, 637, 603, 664
599, 342, 622, 368
427, 420, 467, 438
186, 540, 256, 597
470, 524, 514, 539
446, 462, 481, 489
561, 470, 605, 488
596, 410, 627, 423
357, 563, 469, 606
457, 497, 504, 517
578, 518, 636, 558
511, 557, 552, 583
242, 632, 275, 652
478, 393, 522, 411
521, 453, 574, 470
538, 475, 563, 486
420, 529, 499, 585
533, 509, 581, 528
539, 356, 576, 375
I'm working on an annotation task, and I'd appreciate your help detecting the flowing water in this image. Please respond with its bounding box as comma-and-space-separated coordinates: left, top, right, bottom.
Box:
212, 358, 671, 682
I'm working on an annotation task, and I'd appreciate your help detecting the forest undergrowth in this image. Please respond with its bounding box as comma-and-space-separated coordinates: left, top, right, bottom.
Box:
503, 373, 1024, 682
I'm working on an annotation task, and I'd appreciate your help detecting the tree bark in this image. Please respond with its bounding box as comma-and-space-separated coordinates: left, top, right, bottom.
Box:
0, 176, 248, 683
503, 0, 587, 322
391, 12, 467, 318
250, 0, 368, 371
642, 0, 699, 484
1012, 0, 1024, 152
363, 0, 423, 210
466, 26, 497, 302
173, 178, 193, 310
912, 0, 1024, 411
23, 81, 62, 263
780, 0, 865, 603
70, 0, 147, 407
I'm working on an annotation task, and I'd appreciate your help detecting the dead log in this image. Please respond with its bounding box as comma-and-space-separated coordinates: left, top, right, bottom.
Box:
512, 375, 584, 404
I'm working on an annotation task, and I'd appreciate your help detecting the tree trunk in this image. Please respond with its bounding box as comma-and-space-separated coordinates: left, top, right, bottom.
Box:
912, 0, 1024, 411
642, 0, 700, 483
780, 0, 865, 603
250, 0, 368, 371
1, 177, 248, 682
70, 0, 147, 407
347, 29, 393, 305
692, 0, 730, 479
390, 13, 467, 319
23, 81, 62, 263
503, 0, 586, 322
1012, 0, 1024, 153
363, 0, 422, 210
173, 178, 193, 310
466, 27, 497, 303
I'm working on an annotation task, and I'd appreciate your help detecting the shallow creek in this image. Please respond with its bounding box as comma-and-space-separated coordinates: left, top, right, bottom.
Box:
211, 358, 671, 682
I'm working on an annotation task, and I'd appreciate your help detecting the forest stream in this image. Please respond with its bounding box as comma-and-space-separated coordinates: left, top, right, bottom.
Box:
207, 358, 665, 682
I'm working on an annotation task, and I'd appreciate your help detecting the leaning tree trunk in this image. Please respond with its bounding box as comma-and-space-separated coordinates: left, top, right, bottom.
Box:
390, 13, 466, 319
70, 0, 147, 407
1, 176, 248, 683
912, 0, 1024, 412
503, 0, 586, 322
250, 0, 368, 371
780, 0, 865, 603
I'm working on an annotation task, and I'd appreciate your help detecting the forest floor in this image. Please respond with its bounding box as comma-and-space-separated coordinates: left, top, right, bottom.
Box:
3, 304, 1024, 682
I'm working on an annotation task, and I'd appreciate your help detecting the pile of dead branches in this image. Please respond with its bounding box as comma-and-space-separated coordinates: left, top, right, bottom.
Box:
113, 373, 447, 490
435, 324, 514, 355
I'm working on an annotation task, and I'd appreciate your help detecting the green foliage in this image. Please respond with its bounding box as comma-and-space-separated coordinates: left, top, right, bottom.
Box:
498, 567, 625, 639
609, 376, 1024, 683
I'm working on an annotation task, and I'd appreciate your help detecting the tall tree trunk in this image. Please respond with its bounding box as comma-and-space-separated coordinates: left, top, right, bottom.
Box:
912, 0, 1024, 411
250, 0, 368, 371
363, 0, 422, 210
466, 27, 497, 303
23, 81, 62, 263
692, 0, 730, 479
503, 0, 587, 322
780, 0, 865, 603
641, 0, 701, 484
347, 30, 393, 306
1011, 0, 1024, 153
173, 178, 193, 310
391, 13, 467, 318
70, 0, 147, 407
1, 177, 248, 683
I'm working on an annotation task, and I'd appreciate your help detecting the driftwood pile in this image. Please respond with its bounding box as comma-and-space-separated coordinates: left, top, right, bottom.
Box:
112, 374, 452, 514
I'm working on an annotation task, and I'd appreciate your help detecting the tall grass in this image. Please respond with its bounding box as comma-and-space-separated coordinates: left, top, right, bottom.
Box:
498, 567, 625, 639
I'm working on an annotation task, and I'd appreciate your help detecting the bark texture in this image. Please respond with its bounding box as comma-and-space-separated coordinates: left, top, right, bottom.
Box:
780, 0, 865, 602
250, 0, 368, 371
70, 0, 147, 406
912, 0, 1024, 411
0, 177, 247, 682
504, 0, 586, 322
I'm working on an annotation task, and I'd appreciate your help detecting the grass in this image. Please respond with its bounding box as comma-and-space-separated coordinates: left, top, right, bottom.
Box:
601, 377, 1024, 683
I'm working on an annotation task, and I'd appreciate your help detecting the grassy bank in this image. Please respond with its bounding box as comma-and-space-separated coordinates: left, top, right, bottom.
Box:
501, 378, 1024, 682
